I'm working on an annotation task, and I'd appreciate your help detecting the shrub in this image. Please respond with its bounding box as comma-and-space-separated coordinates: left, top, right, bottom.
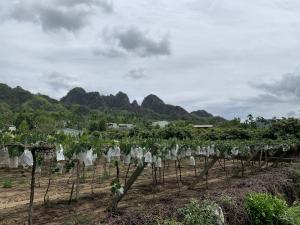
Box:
220, 195, 235, 206
2, 180, 12, 188
157, 219, 182, 225
245, 192, 288, 225
179, 199, 221, 225
282, 205, 300, 225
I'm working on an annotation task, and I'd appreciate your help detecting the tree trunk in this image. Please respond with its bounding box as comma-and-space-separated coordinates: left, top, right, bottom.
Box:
103, 160, 107, 178
154, 167, 157, 185
175, 161, 180, 193
75, 161, 80, 201
159, 167, 162, 184
115, 161, 120, 182
188, 157, 218, 190
44, 161, 52, 204
91, 163, 96, 194
259, 150, 263, 171
110, 163, 146, 213
28, 148, 36, 225
265, 150, 268, 167
82, 163, 85, 183
178, 160, 182, 182
162, 160, 165, 185
44, 176, 51, 204
240, 159, 244, 177
69, 181, 75, 205
151, 164, 155, 185
124, 163, 131, 185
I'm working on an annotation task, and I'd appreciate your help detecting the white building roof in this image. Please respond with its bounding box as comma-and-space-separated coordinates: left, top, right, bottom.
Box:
152, 121, 170, 128
193, 125, 213, 128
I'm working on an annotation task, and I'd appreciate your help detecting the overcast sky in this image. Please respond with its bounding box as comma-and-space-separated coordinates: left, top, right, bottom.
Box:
1, 0, 300, 119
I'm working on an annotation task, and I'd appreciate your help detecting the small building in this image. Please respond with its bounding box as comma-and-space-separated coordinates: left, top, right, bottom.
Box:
107, 123, 135, 129
8, 125, 16, 132
193, 125, 213, 129
107, 123, 119, 129
58, 128, 83, 136
152, 121, 170, 128
118, 124, 135, 129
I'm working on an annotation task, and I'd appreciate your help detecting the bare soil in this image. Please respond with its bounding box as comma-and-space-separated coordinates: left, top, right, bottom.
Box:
0, 158, 298, 225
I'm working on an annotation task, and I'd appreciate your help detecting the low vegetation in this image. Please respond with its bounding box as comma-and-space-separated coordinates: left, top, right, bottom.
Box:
2, 179, 12, 188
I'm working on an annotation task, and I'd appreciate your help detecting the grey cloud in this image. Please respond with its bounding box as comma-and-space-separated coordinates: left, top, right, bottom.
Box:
205, 94, 286, 120
207, 76, 300, 119
3, 0, 300, 120
93, 47, 124, 58
96, 0, 113, 13
37, 6, 88, 31
251, 72, 300, 99
125, 68, 147, 80
103, 26, 171, 57
246, 94, 285, 105
9, 2, 38, 23
7, 0, 112, 32
46, 72, 78, 91
55, 0, 113, 13
214, 105, 252, 120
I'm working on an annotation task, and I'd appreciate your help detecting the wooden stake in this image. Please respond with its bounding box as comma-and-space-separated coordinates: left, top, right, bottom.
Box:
28, 148, 36, 225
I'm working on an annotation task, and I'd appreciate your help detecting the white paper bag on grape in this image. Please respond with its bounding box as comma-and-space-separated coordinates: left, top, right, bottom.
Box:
144, 151, 152, 163
20, 149, 33, 167
9, 156, 19, 168
84, 149, 94, 166
185, 148, 192, 157
189, 156, 196, 166
0, 147, 10, 167
124, 154, 131, 165
56, 144, 65, 161
155, 157, 162, 168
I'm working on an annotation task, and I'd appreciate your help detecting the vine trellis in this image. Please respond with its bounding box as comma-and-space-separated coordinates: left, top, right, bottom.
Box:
0, 130, 299, 222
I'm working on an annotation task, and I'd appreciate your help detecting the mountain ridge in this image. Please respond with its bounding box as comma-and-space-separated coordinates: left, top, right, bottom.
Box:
0, 83, 226, 123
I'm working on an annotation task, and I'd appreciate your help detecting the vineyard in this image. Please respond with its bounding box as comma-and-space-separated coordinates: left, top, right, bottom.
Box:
3, 0, 300, 223
1, 125, 300, 225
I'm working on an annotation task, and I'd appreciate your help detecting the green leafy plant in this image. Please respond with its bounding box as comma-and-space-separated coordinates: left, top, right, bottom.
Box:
110, 178, 122, 195
220, 195, 235, 206
179, 199, 220, 225
157, 219, 182, 225
2, 179, 12, 188
245, 192, 288, 225
284, 205, 300, 225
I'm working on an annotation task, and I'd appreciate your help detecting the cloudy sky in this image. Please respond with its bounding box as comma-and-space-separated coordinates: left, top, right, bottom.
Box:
1, 0, 300, 119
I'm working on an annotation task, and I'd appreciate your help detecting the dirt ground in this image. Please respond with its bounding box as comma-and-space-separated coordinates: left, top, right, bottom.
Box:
0, 158, 298, 225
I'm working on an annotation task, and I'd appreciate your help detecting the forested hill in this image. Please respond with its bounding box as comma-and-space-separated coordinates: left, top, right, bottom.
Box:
0, 83, 226, 123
